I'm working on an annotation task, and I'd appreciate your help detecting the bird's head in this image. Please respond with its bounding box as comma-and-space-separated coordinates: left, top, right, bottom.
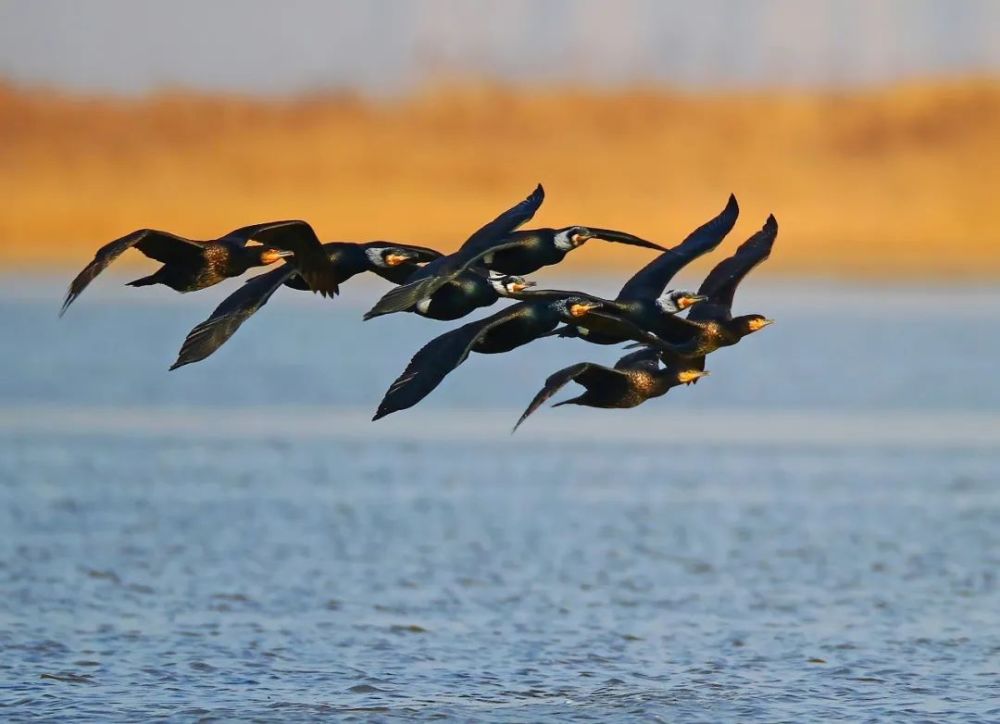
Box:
553, 226, 596, 251
734, 314, 774, 336
556, 296, 603, 319
656, 290, 708, 313
256, 248, 293, 266
488, 271, 535, 296
365, 245, 425, 269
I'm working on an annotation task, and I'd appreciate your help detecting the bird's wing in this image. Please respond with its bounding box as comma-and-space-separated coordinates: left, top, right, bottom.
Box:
580, 309, 679, 354
584, 228, 668, 252
228, 219, 340, 297
512, 362, 626, 432
456, 183, 546, 257
60, 229, 205, 315
363, 186, 544, 319
692, 214, 777, 319
506, 288, 614, 306
615, 194, 740, 301
613, 347, 662, 371
169, 265, 297, 370
362, 238, 530, 319
373, 305, 524, 420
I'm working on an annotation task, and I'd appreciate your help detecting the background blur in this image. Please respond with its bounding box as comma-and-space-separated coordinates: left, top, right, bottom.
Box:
1, 0, 998, 277
4, 5, 1000, 719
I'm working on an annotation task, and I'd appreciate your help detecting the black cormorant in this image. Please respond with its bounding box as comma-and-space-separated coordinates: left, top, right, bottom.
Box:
60, 219, 341, 315
365, 184, 667, 319
373, 295, 671, 420
513, 347, 709, 431
550, 194, 739, 345
169, 242, 440, 369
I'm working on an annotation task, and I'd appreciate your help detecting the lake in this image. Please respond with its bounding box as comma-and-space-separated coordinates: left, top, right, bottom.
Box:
1, 274, 998, 721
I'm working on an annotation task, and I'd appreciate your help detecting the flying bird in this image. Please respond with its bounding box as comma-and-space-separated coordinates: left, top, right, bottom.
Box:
60, 219, 341, 315
170, 242, 441, 369
550, 193, 739, 345
373, 294, 675, 420
559, 213, 777, 358
364, 184, 667, 319
513, 347, 709, 432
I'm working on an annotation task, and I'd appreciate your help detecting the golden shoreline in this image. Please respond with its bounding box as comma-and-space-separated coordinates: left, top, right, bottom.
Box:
2, 78, 998, 277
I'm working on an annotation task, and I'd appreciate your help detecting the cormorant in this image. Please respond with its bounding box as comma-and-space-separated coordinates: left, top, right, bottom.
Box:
170, 242, 441, 370
373, 295, 672, 420
364, 184, 667, 319
60, 219, 340, 316
513, 347, 709, 432
551, 194, 739, 345
407, 270, 534, 321
558, 214, 778, 358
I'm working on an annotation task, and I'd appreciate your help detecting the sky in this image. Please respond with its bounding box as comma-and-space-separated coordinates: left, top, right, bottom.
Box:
1, 0, 998, 95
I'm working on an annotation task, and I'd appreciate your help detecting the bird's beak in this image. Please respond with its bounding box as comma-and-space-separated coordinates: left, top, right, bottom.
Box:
513, 280, 536, 292
569, 301, 601, 317
385, 252, 414, 267
260, 249, 288, 264
751, 318, 775, 331
573, 231, 596, 247
678, 294, 708, 309
678, 369, 709, 384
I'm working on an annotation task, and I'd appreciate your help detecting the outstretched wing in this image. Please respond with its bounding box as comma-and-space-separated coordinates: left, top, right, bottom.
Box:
229, 219, 340, 298
60, 229, 204, 316
691, 214, 777, 320
513, 362, 626, 432
373, 306, 523, 420
457, 183, 546, 257
364, 186, 544, 319
585, 228, 668, 252
616, 194, 739, 301
169, 265, 297, 370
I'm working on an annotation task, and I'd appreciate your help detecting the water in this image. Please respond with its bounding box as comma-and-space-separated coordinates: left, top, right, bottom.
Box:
2, 275, 999, 721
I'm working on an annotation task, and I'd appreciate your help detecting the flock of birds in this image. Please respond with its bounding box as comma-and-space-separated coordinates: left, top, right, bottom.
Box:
60, 185, 777, 431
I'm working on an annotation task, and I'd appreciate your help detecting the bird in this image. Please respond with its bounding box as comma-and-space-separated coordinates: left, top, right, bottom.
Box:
549, 193, 739, 345
558, 214, 778, 359
512, 347, 709, 432
169, 242, 442, 370
406, 270, 535, 321
60, 219, 341, 316
373, 294, 675, 420
364, 184, 668, 319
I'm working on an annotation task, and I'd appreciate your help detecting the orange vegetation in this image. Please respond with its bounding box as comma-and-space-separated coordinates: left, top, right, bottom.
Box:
0, 79, 998, 278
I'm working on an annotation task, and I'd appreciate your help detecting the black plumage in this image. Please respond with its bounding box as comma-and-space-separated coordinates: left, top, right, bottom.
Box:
552, 194, 740, 345
60, 220, 341, 315
513, 348, 709, 431
170, 242, 440, 369
365, 184, 668, 319
373, 295, 672, 420
562, 213, 778, 359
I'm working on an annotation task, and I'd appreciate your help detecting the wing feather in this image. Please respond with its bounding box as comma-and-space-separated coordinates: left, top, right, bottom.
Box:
616, 194, 739, 301
169, 265, 296, 370
691, 214, 777, 319
373, 307, 522, 419
60, 229, 204, 316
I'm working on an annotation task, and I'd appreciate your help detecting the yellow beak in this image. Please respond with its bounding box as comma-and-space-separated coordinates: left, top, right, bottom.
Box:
385, 253, 411, 267
678, 370, 709, 384
569, 302, 600, 317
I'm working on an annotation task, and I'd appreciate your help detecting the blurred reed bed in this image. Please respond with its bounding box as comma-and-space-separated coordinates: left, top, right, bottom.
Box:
0, 78, 997, 277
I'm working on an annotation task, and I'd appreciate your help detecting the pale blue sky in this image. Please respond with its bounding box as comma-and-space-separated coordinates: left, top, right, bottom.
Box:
1, 0, 997, 95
